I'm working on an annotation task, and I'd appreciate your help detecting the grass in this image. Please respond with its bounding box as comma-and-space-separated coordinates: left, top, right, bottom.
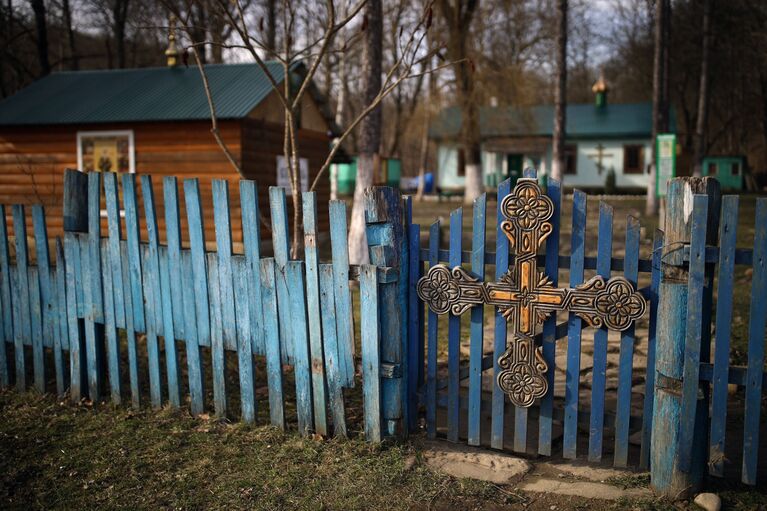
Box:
0, 388, 732, 511
3, 388, 766, 510
606, 472, 651, 489
0, 389, 497, 510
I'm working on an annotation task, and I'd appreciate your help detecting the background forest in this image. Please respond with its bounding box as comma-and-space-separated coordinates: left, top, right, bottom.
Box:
2, 0, 767, 183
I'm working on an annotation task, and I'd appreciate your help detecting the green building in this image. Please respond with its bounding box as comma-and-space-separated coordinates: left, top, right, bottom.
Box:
702, 156, 745, 191
331, 157, 401, 195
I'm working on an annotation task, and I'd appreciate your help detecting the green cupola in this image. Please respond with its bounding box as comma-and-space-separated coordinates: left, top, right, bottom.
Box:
592, 70, 609, 109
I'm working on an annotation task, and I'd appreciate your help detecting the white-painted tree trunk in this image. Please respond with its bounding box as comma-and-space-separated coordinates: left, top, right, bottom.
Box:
551, 0, 567, 185
646, 162, 658, 216
464, 162, 483, 204
550, 158, 563, 183
348, 154, 374, 265
348, 0, 382, 265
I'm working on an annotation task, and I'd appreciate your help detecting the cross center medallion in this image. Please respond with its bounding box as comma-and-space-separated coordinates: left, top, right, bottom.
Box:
417, 179, 647, 408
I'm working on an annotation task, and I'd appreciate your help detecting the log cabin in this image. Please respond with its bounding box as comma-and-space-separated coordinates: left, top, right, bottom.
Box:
0, 55, 338, 250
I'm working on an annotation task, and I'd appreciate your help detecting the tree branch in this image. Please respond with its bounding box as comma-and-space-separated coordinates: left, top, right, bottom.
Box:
191, 47, 273, 233
310, 60, 459, 192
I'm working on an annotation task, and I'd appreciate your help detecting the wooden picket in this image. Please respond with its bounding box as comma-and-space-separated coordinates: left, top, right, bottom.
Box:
0, 170, 382, 443
742, 198, 767, 485
538, 177, 560, 457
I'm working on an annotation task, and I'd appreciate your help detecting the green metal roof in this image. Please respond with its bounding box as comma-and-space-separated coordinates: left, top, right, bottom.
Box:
430, 102, 675, 140
0, 61, 292, 126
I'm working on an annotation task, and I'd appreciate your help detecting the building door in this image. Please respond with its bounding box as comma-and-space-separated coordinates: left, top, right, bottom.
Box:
507, 154, 523, 185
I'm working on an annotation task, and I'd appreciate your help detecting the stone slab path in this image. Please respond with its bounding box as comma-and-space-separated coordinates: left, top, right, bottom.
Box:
421, 441, 653, 503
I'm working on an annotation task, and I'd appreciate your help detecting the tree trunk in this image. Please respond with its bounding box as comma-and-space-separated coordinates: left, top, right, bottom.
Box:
551, 0, 567, 183
334, 53, 346, 129
647, 0, 667, 216
458, 31, 481, 204
62, 0, 78, 70
330, 33, 347, 202
288, 110, 303, 258
416, 59, 436, 201
209, 3, 225, 64
266, 0, 277, 55
693, 0, 711, 177
661, 0, 671, 132
348, 0, 382, 265
113, 0, 130, 69
439, 0, 481, 204
29, 0, 50, 76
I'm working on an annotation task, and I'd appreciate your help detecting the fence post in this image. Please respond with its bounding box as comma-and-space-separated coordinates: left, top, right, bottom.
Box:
364, 186, 405, 437
62, 168, 88, 400
651, 176, 720, 498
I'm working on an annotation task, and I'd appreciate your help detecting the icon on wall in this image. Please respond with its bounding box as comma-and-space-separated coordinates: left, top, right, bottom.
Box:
78, 131, 135, 174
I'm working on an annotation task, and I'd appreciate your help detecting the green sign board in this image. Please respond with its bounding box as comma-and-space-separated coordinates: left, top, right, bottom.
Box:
655, 133, 676, 197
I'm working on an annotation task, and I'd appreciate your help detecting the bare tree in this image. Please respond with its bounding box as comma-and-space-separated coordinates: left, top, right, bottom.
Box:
551, 0, 567, 183
114, 0, 131, 68
169, 0, 448, 257
692, 0, 711, 177
265, 0, 276, 53
415, 53, 436, 201
347, 0, 381, 265
62, 0, 79, 69
30, 0, 50, 76
438, 0, 481, 205
646, 0, 668, 216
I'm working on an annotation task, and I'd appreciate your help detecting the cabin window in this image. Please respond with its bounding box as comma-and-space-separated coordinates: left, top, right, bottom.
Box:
731, 162, 740, 176
564, 145, 577, 175
276, 156, 309, 192
708, 162, 718, 176
77, 130, 135, 174
457, 148, 466, 177
623, 145, 643, 174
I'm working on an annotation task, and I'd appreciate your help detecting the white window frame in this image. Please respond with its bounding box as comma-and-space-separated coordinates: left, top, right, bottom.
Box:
76, 129, 136, 174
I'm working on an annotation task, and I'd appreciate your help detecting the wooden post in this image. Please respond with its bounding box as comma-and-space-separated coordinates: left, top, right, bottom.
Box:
651, 176, 720, 498
364, 186, 404, 437
62, 169, 88, 400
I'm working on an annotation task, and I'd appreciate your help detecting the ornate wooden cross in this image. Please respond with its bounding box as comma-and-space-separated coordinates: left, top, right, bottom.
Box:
417, 179, 647, 408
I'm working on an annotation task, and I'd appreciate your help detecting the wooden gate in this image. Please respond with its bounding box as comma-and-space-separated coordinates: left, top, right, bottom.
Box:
404, 168, 767, 490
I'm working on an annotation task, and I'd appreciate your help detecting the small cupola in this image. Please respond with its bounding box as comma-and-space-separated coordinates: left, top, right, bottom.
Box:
165, 15, 180, 68
592, 70, 609, 109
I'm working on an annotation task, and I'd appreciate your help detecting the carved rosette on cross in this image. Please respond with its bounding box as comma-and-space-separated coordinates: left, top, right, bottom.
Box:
417, 179, 647, 408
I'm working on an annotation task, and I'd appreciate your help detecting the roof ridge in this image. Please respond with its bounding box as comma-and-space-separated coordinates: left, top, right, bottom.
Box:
46, 60, 285, 76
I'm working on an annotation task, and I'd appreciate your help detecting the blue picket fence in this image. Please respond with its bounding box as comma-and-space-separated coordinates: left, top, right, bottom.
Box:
0, 170, 382, 441
1, 166, 765, 490
404, 169, 767, 487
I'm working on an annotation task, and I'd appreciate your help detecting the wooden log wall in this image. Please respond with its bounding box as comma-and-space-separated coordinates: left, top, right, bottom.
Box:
0, 119, 332, 258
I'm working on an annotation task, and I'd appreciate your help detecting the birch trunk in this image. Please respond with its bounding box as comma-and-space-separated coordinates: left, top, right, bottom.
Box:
551, 0, 567, 183
348, 0, 382, 265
